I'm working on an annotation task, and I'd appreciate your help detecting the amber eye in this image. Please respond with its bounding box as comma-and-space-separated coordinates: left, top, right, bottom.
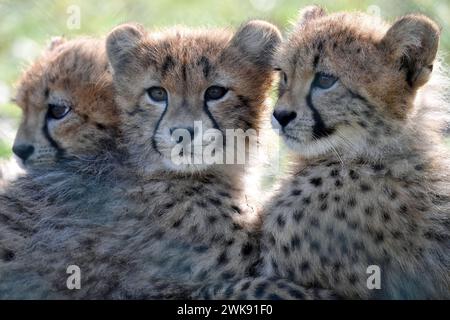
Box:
313, 72, 338, 89
48, 103, 71, 120
147, 87, 168, 103
205, 86, 228, 101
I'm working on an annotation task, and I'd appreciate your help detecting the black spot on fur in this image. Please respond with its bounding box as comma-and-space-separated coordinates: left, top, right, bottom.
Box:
335, 210, 346, 220
218, 191, 231, 198
364, 206, 374, 216
2, 249, 15, 262
221, 272, 233, 280
293, 210, 304, 222
197, 56, 211, 78
288, 288, 305, 299
291, 189, 302, 196
267, 293, 282, 300
372, 164, 385, 172
310, 177, 322, 187
399, 205, 408, 215
310, 217, 320, 228
348, 274, 358, 285
194, 245, 208, 253
360, 183, 371, 192
335, 180, 343, 188
165, 202, 175, 210
302, 197, 311, 205
241, 242, 253, 256
330, 169, 339, 177
277, 215, 286, 228
254, 282, 268, 299
231, 205, 241, 214
319, 202, 328, 211
208, 197, 222, 206
291, 235, 301, 249
95, 123, 106, 130
313, 54, 320, 69
348, 198, 357, 207
319, 192, 328, 201
310, 240, 321, 252
349, 170, 359, 180
161, 55, 175, 77
196, 201, 207, 208
414, 164, 424, 171
300, 261, 310, 271
241, 281, 251, 291
172, 219, 183, 228
217, 251, 228, 265
208, 216, 218, 224
232, 223, 242, 231
374, 231, 384, 243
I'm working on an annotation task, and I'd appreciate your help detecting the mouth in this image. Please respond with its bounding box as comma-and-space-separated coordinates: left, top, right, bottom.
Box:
282, 131, 302, 143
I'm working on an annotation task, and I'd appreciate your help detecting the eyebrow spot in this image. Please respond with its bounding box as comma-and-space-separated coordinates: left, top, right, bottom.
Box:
197, 56, 211, 78
161, 55, 175, 77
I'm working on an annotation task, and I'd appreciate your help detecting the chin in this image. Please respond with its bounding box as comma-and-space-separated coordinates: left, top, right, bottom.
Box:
282, 132, 338, 158
161, 157, 212, 173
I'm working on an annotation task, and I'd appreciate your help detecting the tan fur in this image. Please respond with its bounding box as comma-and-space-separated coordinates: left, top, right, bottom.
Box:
262, 7, 449, 299
13, 37, 120, 167
0, 22, 282, 299
0, 38, 122, 287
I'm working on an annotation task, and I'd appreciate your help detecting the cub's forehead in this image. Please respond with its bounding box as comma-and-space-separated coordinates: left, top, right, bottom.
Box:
138, 28, 233, 67
15, 39, 109, 112
278, 12, 389, 69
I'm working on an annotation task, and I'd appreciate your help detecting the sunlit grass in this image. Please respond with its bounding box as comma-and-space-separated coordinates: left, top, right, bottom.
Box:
0, 102, 21, 119
0, 139, 11, 158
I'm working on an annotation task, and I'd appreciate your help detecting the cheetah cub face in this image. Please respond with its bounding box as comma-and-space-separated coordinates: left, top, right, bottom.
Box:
272, 6, 440, 158
107, 22, 280, 173
13, 38, 120, 168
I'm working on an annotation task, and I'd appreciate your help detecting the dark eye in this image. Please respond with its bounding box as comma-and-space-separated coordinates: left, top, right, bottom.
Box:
205, 86, 228, 101
48, 103, 71, 120
147, 87, 168, 102
313, 73, 338, 89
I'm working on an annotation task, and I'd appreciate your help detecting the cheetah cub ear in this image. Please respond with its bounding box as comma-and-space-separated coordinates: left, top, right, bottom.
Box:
230, 20, 282, 67
106, 23, 146, 73
381, 14, 441, 89
295, 5, 326, 28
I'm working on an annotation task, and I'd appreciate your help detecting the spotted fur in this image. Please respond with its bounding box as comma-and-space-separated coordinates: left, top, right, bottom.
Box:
0, 22, 281, 299
0, 38, 123, 292
262, 7, 450, 299
12, 37, 120, 167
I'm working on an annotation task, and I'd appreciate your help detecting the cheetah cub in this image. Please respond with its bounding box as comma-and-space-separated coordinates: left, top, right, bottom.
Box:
0, 37, 122, 283
12, 37, 120, 168
0, 21, 282, 299
262, 6, 449, 299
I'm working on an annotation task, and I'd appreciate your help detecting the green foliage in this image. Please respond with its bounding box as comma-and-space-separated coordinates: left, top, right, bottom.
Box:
0, 139, 11, 158
0, 0, 449, 158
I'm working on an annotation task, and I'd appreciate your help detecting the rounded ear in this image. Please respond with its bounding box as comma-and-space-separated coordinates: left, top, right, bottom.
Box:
106, 23, 145, 72
295, 5, 326, 28
229, 20, 282, 67
381, 14, 440, 88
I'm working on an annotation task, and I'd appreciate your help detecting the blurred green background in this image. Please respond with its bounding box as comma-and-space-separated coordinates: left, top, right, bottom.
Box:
0, 0, 449, 159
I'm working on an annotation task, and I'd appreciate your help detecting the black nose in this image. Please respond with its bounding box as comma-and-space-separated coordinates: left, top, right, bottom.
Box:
12, 144, 34, 161
170, 126, 195, 143
273, 110, 297, 127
